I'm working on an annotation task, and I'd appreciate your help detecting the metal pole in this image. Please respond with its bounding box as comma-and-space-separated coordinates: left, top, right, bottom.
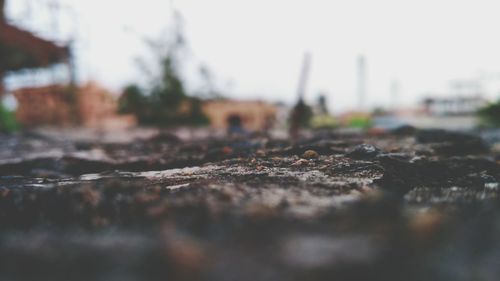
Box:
297, 52, 312, 101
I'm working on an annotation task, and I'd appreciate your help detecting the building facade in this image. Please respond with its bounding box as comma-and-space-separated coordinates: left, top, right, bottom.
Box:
202, 100, 277, 132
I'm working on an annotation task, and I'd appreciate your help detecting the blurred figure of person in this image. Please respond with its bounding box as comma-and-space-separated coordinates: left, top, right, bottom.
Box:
289, 98, 311, 139
227, 114, 245, 135
290, 52, 312, 139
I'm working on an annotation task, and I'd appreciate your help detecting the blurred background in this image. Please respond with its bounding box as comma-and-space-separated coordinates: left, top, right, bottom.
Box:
3, 0, 500, 137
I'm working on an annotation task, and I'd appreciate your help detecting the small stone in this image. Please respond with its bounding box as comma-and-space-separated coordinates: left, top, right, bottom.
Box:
409, 210, 445, 242
292, 159, 309, 167
222, 146, 233, 154
389, 146, 401, 153
134, 192, 159, 204
0, 187, 10, 198
346, 144, 381, 160
81, 187, 101, 206
302, 150, 319, 159
272, 157, 283, 163
318, 165, 329, 171
485, 182, 499, 190
255, 149, 267, 157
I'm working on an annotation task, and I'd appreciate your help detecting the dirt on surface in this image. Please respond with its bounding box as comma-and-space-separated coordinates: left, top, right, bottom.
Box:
1, 129, 500, 281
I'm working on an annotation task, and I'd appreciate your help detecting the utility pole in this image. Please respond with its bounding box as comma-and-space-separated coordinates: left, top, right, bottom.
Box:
357, 55, 366, 110
297, 52, 312, 102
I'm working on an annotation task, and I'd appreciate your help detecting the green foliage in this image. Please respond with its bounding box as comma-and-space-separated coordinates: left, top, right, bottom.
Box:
151, 56, 187, 108
348, 116, 372, 129
0, 101, 19, 133
119, 84, 147, 115
119, 80, 209, 127
186, 97, 210, 126
310, 114, 338, 129
477, 101, 500, 127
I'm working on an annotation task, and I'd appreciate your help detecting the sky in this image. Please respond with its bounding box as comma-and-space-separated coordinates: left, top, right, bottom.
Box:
7, 0, 500, 112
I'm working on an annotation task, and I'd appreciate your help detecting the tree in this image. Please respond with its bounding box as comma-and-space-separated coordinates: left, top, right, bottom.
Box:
119, 10, 209, 127
477, 101, 500, 127
289, 99, 313, 138
150, 56, 187, 110
119, 85, 144, 113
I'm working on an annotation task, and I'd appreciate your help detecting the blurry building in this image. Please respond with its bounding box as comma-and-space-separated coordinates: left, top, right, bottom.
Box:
1, 1, 134, 130
422, 96, 487, 116
421, 79, 488, 116
78, 82, 133, 128
0, 0, 72, 96
202, 100, 277, 131
371, 95, 486, 130
14, 82, 136, 129
14, 84, 74, 126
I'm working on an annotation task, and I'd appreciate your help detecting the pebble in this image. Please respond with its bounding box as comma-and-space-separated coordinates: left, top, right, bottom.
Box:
302, 150, 319, 159
271, 157, 283, 163
346, 144, 381, 160
292, 159, 309, 167
255, 150, 267, 157
256, 165, 266, 171
484, 182, 499, 190
409, 210, 445, 242
0, 187, 10, 198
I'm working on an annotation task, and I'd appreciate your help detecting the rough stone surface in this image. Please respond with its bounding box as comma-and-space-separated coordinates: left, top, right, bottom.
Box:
1, 129, 500, 281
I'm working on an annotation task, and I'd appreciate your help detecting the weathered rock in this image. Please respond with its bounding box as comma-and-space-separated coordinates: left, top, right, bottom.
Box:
375, 155, 500, 195
0, 129, 499, 281
416, 129, 489, 156
391, 125, 417, 136
416, 129, 477, 143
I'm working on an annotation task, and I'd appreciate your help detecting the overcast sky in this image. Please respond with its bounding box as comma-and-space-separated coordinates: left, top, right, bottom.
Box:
7, 0, 500, 112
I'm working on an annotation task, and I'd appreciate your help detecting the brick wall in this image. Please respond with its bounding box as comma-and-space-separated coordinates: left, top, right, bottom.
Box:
14, 82, 136, 129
